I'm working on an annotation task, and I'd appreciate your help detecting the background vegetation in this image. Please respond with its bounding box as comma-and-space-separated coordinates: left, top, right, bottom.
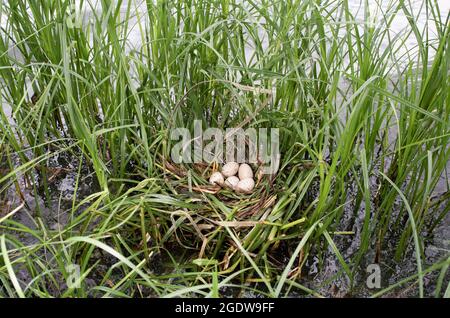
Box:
0, 0, 449, 297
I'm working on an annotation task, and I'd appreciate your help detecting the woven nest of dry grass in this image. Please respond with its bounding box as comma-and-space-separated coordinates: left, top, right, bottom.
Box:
159, 159, 284, 269
164, 159, 278, 215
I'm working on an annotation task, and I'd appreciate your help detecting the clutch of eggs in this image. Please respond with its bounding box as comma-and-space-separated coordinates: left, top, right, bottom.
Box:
209, 162, 255, 193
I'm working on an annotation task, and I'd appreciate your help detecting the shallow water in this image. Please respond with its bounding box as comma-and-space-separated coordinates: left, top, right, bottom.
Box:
2, 0, 449, 56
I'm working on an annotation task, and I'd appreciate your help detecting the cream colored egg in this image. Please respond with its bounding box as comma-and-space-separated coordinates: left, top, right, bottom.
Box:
224, 176, 239, 189
209, 171, 224, 186
221, 162, 239, 177
235, 178, 255, 194
238, 163, 253, 180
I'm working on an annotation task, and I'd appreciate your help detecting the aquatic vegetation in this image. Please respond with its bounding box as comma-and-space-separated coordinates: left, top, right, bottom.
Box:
0, 0, 449, 297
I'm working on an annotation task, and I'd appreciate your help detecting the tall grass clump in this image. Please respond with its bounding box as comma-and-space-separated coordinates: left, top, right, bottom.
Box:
0, 0, 449, 297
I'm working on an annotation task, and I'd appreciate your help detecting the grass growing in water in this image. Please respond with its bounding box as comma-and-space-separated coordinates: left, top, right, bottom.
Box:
0, 0, 449, 297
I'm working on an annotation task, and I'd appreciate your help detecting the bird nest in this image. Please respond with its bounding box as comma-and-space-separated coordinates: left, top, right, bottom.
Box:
163, 159, 278, 220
